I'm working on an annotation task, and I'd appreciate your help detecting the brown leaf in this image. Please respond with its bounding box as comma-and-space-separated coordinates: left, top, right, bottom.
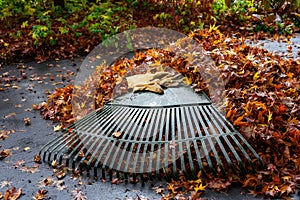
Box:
71, 188, 87, 200
0, 130, 15, 140
3, 113, 16, 119
24, 118, 30, 126
3, 187, 22, 200
34, 155, 42, 164
207, 178, 231, 191
38, 176, 54, 187
0, 149, 12, 159
154, 187, 164, 194
33, 189, 48, 200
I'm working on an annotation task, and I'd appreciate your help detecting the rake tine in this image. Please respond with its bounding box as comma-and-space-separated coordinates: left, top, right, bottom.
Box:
109, 168, 113, 181
170, 108, 177, 174
71, 137, 94, 170
175, 107, 187, 173
77, 107, 113, 132
111, 107, 142, 171
132, 109, 155, 173
186, 106, 206, 175
122, 108, 149, 173
70, 108, 103, 130
72, 111, 98, 130
116, 171, 120, 179
210, 105, 262, 170
235, 134, 262, 171
101, 167, 106, 179
39, 135, 63, 162
93, 106, 133, 170
201, 108, 226, 175
164, 167, 171, 182
155, 109, 166, 180
132, 173, 137, 183
203, 105, 238, 173
182, 107, 196, 178
88, 106, 128, 162
39, 108, 108, 165
229, 134, 255, 172
65, 133, 90, 169
39, 128, 69, 159
104, 107, 138, 170
193, 106, 217, 174
124, 173, 128, 183
141, 109, 159, 174
45, 131, 77, 164
148, 109, 161, 173
163, 108, 171, 176
81, 106, 122, 168
207, 105, 246, 173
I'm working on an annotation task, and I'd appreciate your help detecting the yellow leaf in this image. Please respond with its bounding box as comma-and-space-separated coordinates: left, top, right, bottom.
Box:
282, 176, 291, 182
43, 10, 51, 16
21, 21, 28, 28
24, 147, 30, 151
53, 124, 62, 132
267, 110, 272, 122
183, 77, 193, 85
253, 71, 259, 81
194, 183, 206, 192
197, 171, 202, 179
208, 23, 219, 32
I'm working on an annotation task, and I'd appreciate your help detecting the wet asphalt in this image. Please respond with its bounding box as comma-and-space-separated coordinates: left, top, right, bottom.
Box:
0, 34, 299, 199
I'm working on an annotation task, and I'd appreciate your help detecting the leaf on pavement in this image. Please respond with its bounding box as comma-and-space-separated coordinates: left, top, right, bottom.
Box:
0, 149, 12, 159
3, 187, 22, 200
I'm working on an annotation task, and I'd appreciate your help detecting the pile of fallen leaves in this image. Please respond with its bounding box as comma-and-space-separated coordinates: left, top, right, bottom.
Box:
36, 27, 299, 198
191, 27, 300, 198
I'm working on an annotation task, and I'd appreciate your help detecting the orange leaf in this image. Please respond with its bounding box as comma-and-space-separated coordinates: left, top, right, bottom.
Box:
279, 105, 287, 113
3, 188, 22, 200
226, 109, 235, 119
233, 116, 247, 126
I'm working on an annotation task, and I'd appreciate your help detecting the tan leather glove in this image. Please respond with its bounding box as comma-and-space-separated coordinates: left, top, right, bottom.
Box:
126, 71, 183, 94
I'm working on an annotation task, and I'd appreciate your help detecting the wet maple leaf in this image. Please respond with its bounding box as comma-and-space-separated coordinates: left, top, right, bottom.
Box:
207, 178, 231, 191
194, 183, 206, 192
34, 155, 42, 164
38, 176, 54, 187
0, 181, 11, 188
3, 187, 22, 200
23, 118, 30, 126
0, 149, 12, 159
3, 112, 16, 119
0, 130, 15, 140
33, 189, 48, 200
71, 188, 87, 200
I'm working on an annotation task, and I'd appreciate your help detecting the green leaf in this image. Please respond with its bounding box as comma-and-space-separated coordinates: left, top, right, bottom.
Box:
21, 21, 28, 29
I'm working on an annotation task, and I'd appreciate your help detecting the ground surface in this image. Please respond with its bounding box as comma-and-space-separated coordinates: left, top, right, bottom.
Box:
0, 35, 299, 199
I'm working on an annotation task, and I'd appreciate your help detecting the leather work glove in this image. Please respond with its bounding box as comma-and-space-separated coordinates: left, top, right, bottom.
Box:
126, 71, 183, 94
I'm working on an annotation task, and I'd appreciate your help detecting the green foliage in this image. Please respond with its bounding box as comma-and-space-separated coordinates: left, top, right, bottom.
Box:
0, 0, 48, 19
0, 0, 137, 46
213, 0, 228, 19
229, 0, 257, 21
31, 25, 52, 45
154, 12, 172, 21
0, 0, 299, 63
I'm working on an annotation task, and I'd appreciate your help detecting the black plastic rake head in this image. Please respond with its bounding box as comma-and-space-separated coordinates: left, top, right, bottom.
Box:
40, 86, 262, 181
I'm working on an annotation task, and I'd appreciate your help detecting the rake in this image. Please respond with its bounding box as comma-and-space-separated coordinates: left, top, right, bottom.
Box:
40, 85, 262, 181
